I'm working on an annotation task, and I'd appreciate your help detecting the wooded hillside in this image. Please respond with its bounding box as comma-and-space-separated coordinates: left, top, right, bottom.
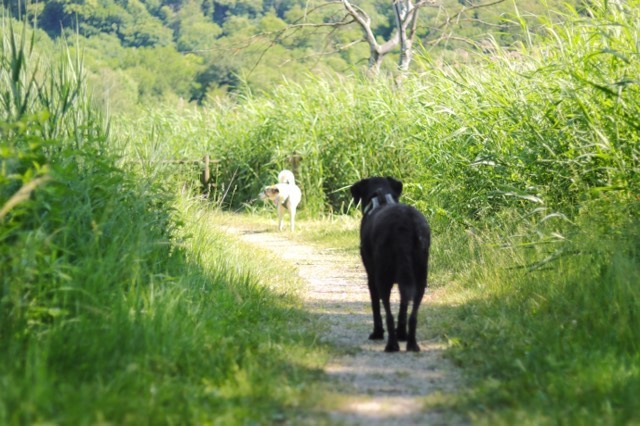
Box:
7, 0, 581, 108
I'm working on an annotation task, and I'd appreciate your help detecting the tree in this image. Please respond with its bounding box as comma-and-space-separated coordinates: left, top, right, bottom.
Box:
342, 0, 506, 75
172, 0, 222, 52
336, 0, 425, 75
249, 0, 506, 78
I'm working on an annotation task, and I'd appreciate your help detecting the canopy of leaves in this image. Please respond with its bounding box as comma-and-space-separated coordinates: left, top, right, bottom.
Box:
4, 0, 583, 107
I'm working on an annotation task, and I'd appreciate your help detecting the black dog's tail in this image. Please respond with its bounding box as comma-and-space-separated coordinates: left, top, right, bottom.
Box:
394, 212, 430, 299
394, 224, 418, 299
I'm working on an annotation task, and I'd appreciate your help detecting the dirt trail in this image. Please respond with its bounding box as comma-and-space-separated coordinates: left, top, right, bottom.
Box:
226, 223, 465, 425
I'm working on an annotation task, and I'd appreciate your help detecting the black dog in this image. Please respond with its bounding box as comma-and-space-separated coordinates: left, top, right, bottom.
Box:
350, 177, 430, 352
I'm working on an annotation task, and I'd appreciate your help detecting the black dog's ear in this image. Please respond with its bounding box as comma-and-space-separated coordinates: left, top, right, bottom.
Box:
350, 180, 364, 205
386, 177, 403, 198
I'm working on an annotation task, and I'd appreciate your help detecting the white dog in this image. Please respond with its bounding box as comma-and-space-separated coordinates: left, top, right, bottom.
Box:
259, 170, 302, 231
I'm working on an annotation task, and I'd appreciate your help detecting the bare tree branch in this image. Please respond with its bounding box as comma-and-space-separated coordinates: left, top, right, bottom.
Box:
434, 0, 506, 31
279, 38, 365, 67
221, 0, 508, 80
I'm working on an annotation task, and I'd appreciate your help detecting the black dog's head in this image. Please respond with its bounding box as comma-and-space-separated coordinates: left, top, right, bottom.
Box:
350, 177, 403, 214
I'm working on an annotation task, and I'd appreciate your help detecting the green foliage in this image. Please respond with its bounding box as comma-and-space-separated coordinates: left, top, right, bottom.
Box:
148, 0, 637, 222
4, 1, 640, 424
119, 45, 203, 101
5, 0, 586, 109
35, 0, 173, 46
172, 0, 222, 52
1, 17, 326, 424
112, 2, 640, 423
439, 204, 640, 425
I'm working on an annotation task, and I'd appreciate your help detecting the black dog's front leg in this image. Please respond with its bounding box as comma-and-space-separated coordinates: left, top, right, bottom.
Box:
367, 278, 384, 340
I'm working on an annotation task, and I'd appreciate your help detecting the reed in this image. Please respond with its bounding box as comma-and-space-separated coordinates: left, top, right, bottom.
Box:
3, 0, 639, 423
111, 1, 639, 423
1, 17, 327, 425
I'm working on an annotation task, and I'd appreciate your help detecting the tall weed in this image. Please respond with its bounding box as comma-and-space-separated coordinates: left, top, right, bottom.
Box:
110, 1, 640, 423
121, 1, 638, 222
1, 17, 326, 424
93, 1, 640, 423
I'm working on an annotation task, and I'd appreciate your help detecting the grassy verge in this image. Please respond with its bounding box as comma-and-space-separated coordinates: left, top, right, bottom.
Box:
1, 200, 331, 424
1, 196, 331, 424
0, 19, 331, 424
446, 212, 640, 425
254, 209, 639, 425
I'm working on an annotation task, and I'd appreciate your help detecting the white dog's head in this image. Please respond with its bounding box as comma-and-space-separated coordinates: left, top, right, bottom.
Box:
259, 185, 280, 204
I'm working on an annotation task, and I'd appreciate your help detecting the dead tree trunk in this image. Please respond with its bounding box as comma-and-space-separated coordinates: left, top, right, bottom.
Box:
343, 0, 430, 77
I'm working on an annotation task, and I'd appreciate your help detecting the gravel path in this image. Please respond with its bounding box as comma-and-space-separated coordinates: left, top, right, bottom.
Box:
226, 224, 466, 425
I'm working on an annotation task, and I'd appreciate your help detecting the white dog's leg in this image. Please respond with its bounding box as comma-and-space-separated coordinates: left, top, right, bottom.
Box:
289, 206, 296, 232
278, 205, 285, 231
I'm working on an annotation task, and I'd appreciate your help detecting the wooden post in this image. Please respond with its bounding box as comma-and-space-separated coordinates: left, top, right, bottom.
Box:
201, 154, 211, 197
288, 151, 302, 177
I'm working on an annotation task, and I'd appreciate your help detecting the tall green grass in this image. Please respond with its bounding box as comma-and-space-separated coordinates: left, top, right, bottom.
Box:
117, 1, 638, 222
5, 0, 634, 423
1, 17, 328, 424
112, 1, 639, 423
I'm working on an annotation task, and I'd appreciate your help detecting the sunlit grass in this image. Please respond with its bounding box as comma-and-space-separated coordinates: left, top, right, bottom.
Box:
0, 17, 332, 425
4, 1, 640, 424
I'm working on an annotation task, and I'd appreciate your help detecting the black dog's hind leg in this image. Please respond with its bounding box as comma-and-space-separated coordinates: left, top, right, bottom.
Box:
396, 248, 417, 342
381, 285, 400, 352
406, 277, 426, 352
367, 277, 384, 340
383, 299, 400, 352
396, 290, 410, 342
